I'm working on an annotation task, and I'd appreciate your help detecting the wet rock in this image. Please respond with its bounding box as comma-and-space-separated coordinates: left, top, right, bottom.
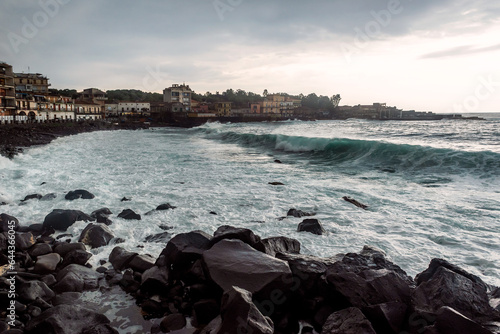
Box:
209, 225, 265, 252
91, 208, 113, 218
33, 253, 61, 274
156, 203, 176, 211
158, 230, 211, 274
0, 213, 19, 232
25, 304, 117, 334
121, 197, 131, 202
117, 209, 141, 220
274, 159, 282, 163
78, 223, 114, 249
27, 223, 45, 233
60, 249, 92, 267
268, 182, 284, 186
363, 301, 408, 334
128, 254, 155, 273
15, 232, 36, 250
144, 232, 171, 243
40, 193, 57, 201
51, 292, 82, 306
218, 286, 274, 334
109, 247, 138, 271
140, 266, 169, 296
43, 209, 92, 231
261, 236, 301, 257
209, 211, 217, 215
65, 189, 95, 200
429, 306, 493, 334
18, 281, 55, 303
202, 239, 291, 294
54, 242, 86, 257
160, 314, 186, 333
53, 264, 102, 293
21, 194, 42, 202
321, 307, 376, 334
343, 196, 369, 210
41, 274, 57, 287
297, 218, 325, 235
287, 208, 315, 218
412, 258, 495, 321
28, 243, 52, 258
193, 299, 220, 327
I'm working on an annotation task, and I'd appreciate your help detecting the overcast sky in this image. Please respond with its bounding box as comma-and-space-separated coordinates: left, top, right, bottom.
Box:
1, 0, 499, 113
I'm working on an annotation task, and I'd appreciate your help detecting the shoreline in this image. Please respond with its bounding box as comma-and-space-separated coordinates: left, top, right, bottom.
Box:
0, 121, 151, 159
1, 207, 499, 333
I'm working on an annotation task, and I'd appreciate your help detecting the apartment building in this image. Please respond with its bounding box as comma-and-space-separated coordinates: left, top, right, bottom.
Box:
163, 84, 192, 112
0, 62, 16, 116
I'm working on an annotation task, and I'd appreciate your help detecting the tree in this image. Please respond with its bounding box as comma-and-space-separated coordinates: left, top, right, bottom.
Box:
331, 94, 341, 108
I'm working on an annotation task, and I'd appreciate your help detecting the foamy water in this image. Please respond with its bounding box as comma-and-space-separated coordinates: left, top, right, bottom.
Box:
1, 118, 499, 332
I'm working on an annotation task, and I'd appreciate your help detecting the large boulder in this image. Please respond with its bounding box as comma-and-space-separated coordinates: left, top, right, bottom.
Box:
64, 189, 95, 200
157, 231, 212, 274
34, 253, 61, 274
43, 210, 92, 231
15, 232, 36, 250
25, 305, 117, 334
412, 258, 496, 321
60, 249, 92, 268
109, 246, 138, 271
78, 223, 114, 249
362, 301, 408, 334
218, 286, 274, 334
128, 254, 155, 273
18, 281, 55, 303
91, 208, 113, 225
53, 264, 102, 293
427, 306, 493, 334
117, 209, 141, 220
261, 236, 301, 257
321, 307, 376, 334
140, 266, 170, 296
202, 239, 292, 295
156, 203, 176, 211
21, 193, 42, 202
209, 225, 265, 251
324, 247, 413, 309
54, 242, 86, 257
297, 219, 325, 235
0, 213, 19, 232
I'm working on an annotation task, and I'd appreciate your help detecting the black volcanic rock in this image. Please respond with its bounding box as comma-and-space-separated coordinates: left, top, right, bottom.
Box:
117, 209, 141, 220
53, 264, 102, 293
218, 286, 274, 334
78, 223, 114, 249
25, 305, 117, 334
156, 203, 176, 211
109, 246, 138, 271
157, 230, 211, 274
297, 218, 325, 235
321, 307, 376, 334
412, 258, 496, 321
21, 193, 42, 202
209, 225, 265, 252
287, 208, 315, 218
202, 239, 291, 294
0, 213, 19, 232
65, 189, 95, 200
261, 236, 301, 257
43, 209, 93, 231
40, 193, 57, 201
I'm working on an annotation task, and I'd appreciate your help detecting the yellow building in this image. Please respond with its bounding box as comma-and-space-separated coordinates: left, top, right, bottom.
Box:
262, 94, 297, 115
14, 72, 50, 95
215, 102, 232, 116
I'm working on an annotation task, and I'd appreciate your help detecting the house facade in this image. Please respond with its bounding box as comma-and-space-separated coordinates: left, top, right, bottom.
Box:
0, 62, 16, 117
163, 84, 192, 112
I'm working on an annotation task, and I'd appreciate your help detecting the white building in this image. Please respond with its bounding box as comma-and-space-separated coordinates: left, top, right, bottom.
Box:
163, 84, 192, 112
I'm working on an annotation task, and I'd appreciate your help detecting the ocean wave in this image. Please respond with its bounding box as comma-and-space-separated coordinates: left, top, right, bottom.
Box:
200, 129, 500, 176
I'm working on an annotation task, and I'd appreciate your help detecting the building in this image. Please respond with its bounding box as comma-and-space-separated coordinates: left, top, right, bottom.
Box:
163, 84, 192, 112
117, 102, 150, 115
262, 94, 297, 115
0, 62, 16, 117
250, 103, 262, 114
215, 102, 232, 116
14, 72, 50, 95
78, 88, 108, 114
74, 100, 103, 120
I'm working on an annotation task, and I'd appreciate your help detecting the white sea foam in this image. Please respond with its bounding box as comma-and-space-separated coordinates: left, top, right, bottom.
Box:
2, 121, 500, 333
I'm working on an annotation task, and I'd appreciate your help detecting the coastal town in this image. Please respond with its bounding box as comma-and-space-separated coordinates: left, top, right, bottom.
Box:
1, 61, 481, 126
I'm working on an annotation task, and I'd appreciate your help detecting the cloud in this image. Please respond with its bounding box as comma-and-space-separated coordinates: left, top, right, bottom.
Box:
420, 44, 500, 59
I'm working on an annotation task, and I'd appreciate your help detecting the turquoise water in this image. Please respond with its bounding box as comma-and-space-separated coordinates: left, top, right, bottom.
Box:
1, 116, 499, 291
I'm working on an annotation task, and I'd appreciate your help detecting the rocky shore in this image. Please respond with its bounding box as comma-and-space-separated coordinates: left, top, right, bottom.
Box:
1, 192, 500, 334
0, 121, 150, 159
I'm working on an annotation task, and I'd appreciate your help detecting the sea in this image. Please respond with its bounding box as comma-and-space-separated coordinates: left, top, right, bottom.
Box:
1, 113, 499, 332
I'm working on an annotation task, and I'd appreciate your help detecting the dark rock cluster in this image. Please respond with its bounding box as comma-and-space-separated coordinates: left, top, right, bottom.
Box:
1, 205, 500, 334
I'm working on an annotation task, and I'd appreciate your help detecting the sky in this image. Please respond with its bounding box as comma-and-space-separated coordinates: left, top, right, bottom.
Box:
1, 0, 499, 113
